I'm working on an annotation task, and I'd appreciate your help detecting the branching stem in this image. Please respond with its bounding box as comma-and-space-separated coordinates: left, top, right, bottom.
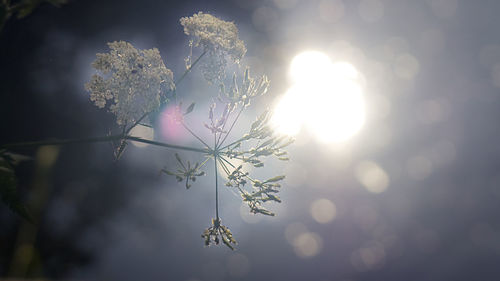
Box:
218, 159, 246, 196
218, 156, 258, 186
181, 122, 211, 149
217, 106, 245, 150
218, 137, 245, 152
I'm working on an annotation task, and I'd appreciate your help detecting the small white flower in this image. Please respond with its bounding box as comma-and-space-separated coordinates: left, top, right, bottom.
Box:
180, 12, 247, 84
85, 41, 175, 126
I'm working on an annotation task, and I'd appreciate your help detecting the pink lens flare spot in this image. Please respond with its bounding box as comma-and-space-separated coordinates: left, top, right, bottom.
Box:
160, 105, 188, 142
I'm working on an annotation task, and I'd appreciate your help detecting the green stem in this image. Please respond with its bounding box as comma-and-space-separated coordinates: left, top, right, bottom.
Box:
1, 135, 208, 154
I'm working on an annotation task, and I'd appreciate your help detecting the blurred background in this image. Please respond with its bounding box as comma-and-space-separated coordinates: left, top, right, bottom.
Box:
1, 0, 500, 280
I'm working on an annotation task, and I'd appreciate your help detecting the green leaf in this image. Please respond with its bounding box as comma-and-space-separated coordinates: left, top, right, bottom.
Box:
184, 102, 195, 115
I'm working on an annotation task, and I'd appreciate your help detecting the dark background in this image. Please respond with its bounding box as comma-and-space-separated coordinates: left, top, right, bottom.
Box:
2, 0, 500, 280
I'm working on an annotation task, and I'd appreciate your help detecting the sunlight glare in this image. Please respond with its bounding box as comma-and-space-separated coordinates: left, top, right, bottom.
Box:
289, 51, 333, 84
273, 51, 366, 143
271, 86, 305, 136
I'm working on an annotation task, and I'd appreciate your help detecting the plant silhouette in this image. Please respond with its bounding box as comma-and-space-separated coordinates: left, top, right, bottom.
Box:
0, 11, 293, 249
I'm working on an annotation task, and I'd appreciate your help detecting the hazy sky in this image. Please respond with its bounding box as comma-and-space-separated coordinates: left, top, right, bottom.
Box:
2, 0, 500, 280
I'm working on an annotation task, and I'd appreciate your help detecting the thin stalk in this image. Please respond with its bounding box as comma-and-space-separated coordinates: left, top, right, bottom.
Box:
218, 159, 244, 198
215, 105, 236, 148
175, 50, 207, 85
219, 156, 258, 185
217, 106, 245, 150
1, 135, 208, 154
125, 112, 149, 135
219, 158, 231, 176
172, 50, 206, 104
181, 122, 211, 149
218, 155, 237, 170
218, 137, 245, 152
220, 154, 248, 161
138, 123, 153, 128
214, 134, 219, 220
198, 156, 211, 170
218, 159, 247, 196
214, 156, 219, 220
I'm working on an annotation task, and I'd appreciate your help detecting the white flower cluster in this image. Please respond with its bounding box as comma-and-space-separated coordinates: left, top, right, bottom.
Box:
180, 12, 247, 84
85, 41, 174, 126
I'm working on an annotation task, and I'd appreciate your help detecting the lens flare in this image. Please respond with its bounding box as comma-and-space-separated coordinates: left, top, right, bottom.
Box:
289, 50, 333, 84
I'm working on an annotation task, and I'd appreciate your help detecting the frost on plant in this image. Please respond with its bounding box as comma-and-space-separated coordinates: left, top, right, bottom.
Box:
85, 41, 175, 126
180, 12, 247, 84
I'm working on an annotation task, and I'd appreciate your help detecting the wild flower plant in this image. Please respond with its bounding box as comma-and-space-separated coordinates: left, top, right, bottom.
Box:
0, 12, 293, 250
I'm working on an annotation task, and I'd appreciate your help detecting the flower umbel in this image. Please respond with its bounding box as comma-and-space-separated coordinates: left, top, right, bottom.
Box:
85, 41, 175, 126
161, 153, 206, 189
180, 12, 247, 84
219, 68, 270, 108
202, 218, 237, 250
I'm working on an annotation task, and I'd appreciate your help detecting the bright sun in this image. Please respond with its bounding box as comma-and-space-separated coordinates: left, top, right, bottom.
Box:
272, 51, 366, 143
